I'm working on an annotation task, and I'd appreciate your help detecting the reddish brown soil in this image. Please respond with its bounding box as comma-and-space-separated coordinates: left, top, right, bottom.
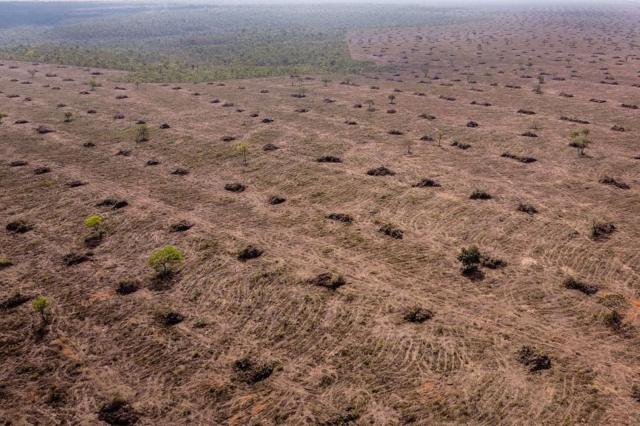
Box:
1, 6, 640, 425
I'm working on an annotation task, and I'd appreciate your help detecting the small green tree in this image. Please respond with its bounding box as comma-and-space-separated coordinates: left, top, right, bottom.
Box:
321, 78, 331, 87
64, 111, 73, 123
148, 245, 184, 277
135, 124, 149, 143
84, 214, 104, 235
435, 128, 444, 147
366, 99, 375, 112
88, 78, 99, 91
388, 94, 396, 105
32, 296, 49, 323
28, 69, 37, 80
0, 112, 7, 125
569, 128, 591, 156
458, 246, 481, 266
236, 143, 248, 166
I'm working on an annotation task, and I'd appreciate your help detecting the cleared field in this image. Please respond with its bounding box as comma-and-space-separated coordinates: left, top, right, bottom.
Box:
1, 4, 640, 425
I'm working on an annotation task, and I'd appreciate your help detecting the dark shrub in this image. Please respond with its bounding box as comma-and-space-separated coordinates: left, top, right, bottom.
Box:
326, 213, 352, 223
563, 277, 598, 295
367, 166, 395, 176
470, 190, 492, 200
379, 224, 403, 239
517, 346, 551, 372
225, 183, 246, 193
317, 155, 341, 163
238, 245, 263, 261
308, 273, 346, 290
403, 307, 433, 323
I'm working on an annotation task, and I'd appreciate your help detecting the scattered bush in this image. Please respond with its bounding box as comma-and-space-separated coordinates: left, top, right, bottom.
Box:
413, 178, 440, 188
308, 272, 346, 290
517, 346, 551, 372
501, 152, 536, 163
599, 176, 629, 190
517, 203, 537, 215
63, 252, 92, 266
6, 220, 33, 233
326, 213, 352, 223
170, 221, 193, 232
238, 245, 263, 261
0, 293, 30, 310
563, 277, 598, 295
379, 224, 403, 239
0, 257, 13, 270
367, 166, 395, 176
317, 155, 341, 163
158, 311, 184, 326
233, 357, 274, 384
116, 281, 139, 295
603, 309, 623, 331
403, 307, 433, 323
268, 195, 286, 205
224, 183, 246, 192
591, 221, 615, 241
98, 399, 139, 425
470, 190, 492, 200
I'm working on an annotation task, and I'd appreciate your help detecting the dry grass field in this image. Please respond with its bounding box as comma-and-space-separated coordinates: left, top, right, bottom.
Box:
1, 4, 640, 425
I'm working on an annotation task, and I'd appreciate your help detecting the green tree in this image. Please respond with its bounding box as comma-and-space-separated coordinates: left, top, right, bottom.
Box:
64, 111, 73, 123
148, 245, 184, 276
569, 128, 591, 156
0, 113, 7, 125
236, 143, 248, 166
32, 296, 49, 323
136, 124, 149, 143
388, 94, 396, 105
84, 214, 104, 235
87, 78, 99, 91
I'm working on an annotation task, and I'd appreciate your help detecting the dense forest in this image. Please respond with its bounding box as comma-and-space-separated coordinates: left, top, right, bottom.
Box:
0, 2, 468, 81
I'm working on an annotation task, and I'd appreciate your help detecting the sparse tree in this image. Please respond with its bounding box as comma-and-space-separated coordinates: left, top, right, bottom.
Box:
406, 138, 414, 155
321, 78, 331, 87
569, 128, 591, 156
236, 142, 248, 166
32, 296, 49, 324
64, 111, 73, 123
28, 69, 37, 80
388, 94, 396, 105
88, 78, 99, 91
135, 124, 149, 143
366, 99, 375, 112
435, 128, 444, 147
0, 112, 7, 125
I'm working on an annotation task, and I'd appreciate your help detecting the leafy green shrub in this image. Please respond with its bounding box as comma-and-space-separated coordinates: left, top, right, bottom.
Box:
148, 245, 184, 276
84, 214, 104, 232
32, 296, 49, 322
457, 246, 481, 266
0, 257, 13, 269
